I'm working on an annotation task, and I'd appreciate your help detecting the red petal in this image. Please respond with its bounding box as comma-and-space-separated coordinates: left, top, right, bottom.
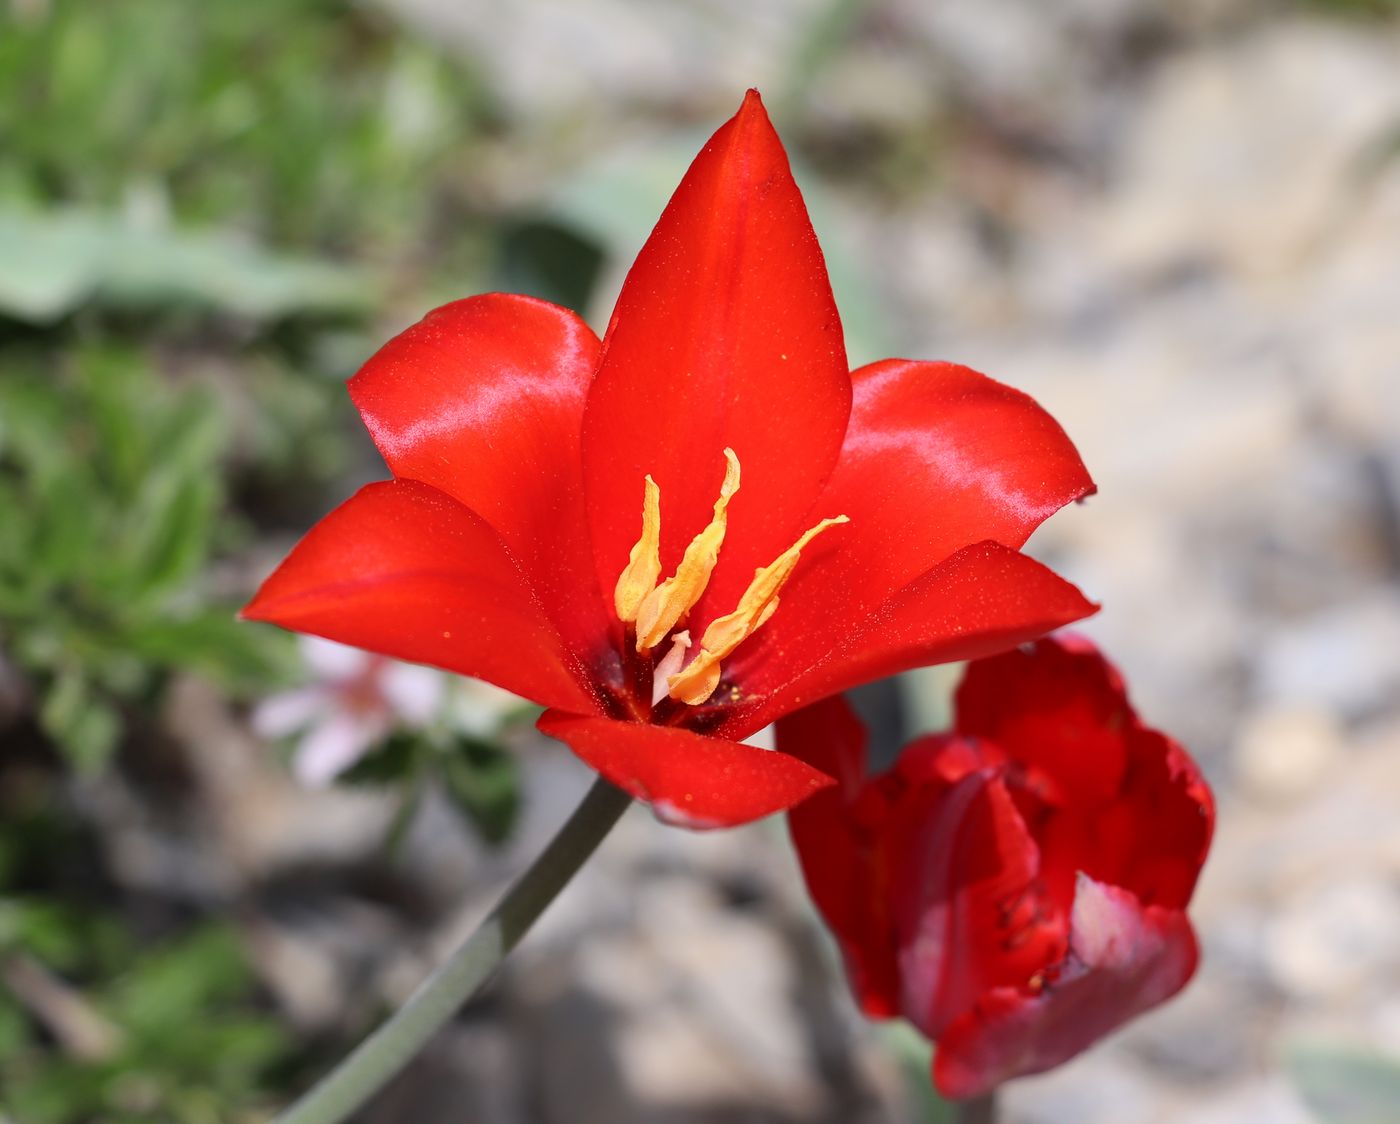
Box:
779, 698, 903, 1017
538, 709, 834, 828
957, 637, 1214, 910
783, 359, 1093, 637
722, 542, 1097, 737
933, 876, 1199, 1099
1088, 727, 1215, 910
773, 691, 867, 794
243, 480, 600, 715
955, 636, 1133, 807
893, 770, 1067, 1039
349, 294, 605, 650
581, 90, 851, 628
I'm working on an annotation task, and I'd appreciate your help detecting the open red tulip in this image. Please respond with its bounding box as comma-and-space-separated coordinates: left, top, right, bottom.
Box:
780, 636, 1214, 1096
243, 90, 1097, 828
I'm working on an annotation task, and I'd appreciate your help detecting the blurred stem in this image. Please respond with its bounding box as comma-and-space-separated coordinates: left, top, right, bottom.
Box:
954, 1093, 997, 1124
275, 776, 632, 1124
380, 771, 424, 861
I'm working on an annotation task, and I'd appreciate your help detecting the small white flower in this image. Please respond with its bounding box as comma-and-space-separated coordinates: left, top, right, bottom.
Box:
253, 637, 451, 787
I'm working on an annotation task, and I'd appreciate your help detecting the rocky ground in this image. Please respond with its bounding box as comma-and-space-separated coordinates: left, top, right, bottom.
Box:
151, 3, 1400, 1120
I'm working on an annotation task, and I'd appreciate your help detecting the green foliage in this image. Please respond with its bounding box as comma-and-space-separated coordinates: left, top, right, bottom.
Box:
495, 219, 605, 320
1287, 1040, 1400, 1123
0, 344, 288, 769
1299, 0, 1400, 15
881, 1024, 957, 1122
0, 909, 292, 1123
0, 0, 494, 257
344, 729, 524, 847
0, 205, 375, 325
439, 736, 523, 845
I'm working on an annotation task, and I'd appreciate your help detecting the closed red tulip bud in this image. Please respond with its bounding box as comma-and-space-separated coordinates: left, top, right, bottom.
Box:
780, 636, 1214, 1096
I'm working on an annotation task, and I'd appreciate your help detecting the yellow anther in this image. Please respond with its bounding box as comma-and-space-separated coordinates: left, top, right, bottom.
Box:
634, 449, 741, 651
667, 515, 849, 705
614, 475, 662, 623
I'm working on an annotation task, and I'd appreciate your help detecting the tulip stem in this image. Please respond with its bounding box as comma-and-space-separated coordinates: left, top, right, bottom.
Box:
273, 775, 633, 1124
954, 1092, 998, 1124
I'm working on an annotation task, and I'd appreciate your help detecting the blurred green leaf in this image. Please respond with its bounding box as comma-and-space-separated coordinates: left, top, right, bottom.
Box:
37, 669, 121, 773
109, 926, 251, 1032
0, 992, 28, 1058
0, 207, 374, 324
340, 731, 522, 844
1301, 0, 1400, 13
339, 732, 422, 786
122, 612, 287, 690
0, 899, 127, 977
0, 207, 102, 321
439, 735, 521, 845
882, 1024, 957, 1123
495, 218, 605, 314
1288, 1040, 1400, 1123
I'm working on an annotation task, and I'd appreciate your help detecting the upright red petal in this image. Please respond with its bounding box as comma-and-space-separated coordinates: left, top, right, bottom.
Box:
783, 359, 1094, 641
243, 480, 601, 715
537, 710, 833, 828
933, 877, 1199, 1099
723, 542, 1097, 737
955, 636, 1132, 807
349, 294, 606, 651
581, 90, 851, 629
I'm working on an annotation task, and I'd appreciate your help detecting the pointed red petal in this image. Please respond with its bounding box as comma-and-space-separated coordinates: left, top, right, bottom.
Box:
933, 876, 1199, 1099
243, 480, 600, 715
581, 90, 851, 626
786, 359, 1094, 633
349, 294, 605, 649
537, 709, 833, 828
723, 542, 1097, 737
779, 698, 903, 1017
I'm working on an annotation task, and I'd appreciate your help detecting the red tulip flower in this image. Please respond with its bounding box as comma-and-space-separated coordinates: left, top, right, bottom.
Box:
243, 91, 1096, 827
780, 636, 1213, 1097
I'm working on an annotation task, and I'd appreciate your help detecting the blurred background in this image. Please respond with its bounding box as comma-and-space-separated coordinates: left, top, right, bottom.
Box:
2, 0, 1399, 1120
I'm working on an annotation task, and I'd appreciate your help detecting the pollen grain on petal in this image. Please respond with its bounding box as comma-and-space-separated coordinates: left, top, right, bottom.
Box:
634, 448, 741, 650
614, 474, 662, 623
668, 514, 848, 705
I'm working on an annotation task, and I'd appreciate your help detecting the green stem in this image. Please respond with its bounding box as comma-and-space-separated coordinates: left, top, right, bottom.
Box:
275, 776, 633, 1124
953, 1092, 997, 1124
